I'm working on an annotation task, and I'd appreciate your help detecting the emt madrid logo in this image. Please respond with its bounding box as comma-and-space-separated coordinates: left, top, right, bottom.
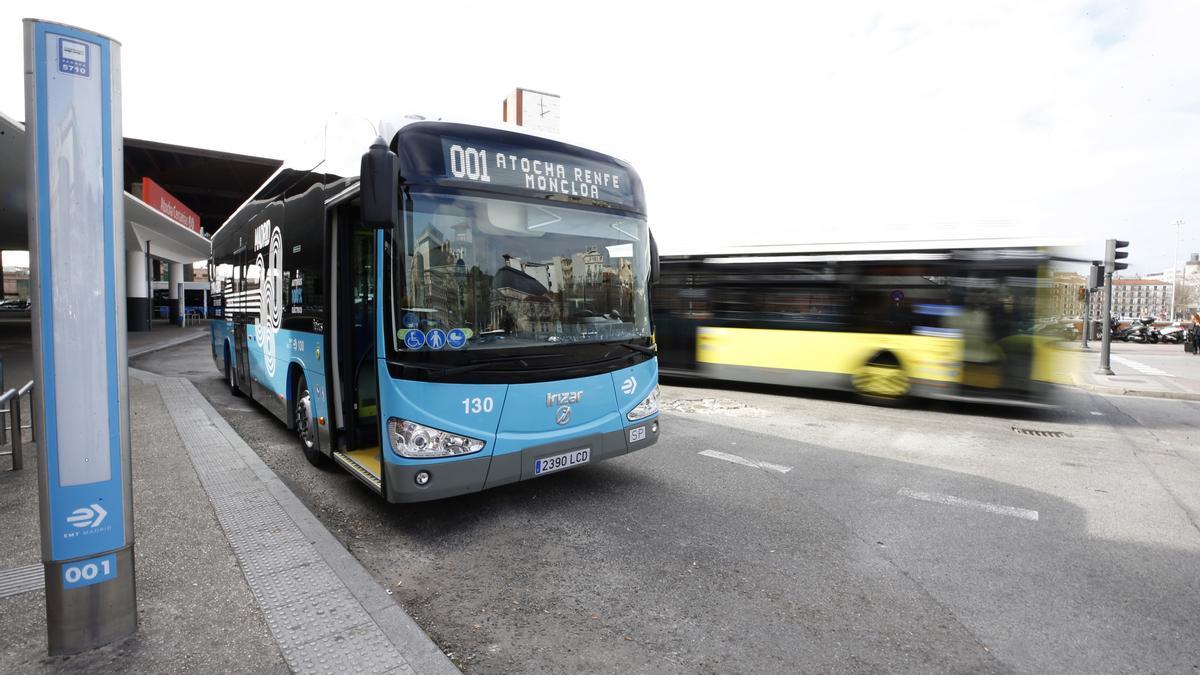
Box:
67, 503, 107, 529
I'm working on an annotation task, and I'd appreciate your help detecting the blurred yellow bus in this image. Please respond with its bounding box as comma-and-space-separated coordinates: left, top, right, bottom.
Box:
653, 241, 1065, 405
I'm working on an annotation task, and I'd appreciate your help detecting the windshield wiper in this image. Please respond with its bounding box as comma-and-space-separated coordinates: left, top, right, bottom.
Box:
610, 341, 656, 356
405, 353, 567, 380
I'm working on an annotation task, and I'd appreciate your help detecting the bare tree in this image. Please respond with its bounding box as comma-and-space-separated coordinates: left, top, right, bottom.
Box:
1173, 280, 1199, 319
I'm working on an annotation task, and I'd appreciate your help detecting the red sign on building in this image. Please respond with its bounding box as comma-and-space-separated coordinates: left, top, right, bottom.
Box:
142, 177, 201, 233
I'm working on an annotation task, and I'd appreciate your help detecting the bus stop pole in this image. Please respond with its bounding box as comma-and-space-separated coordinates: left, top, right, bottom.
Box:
24, 19, 137, 654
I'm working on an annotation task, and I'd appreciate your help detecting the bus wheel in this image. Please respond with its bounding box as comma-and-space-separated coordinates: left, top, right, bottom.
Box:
294, 375, 326, 467
225, 344, 241, 397
851, 357, 910, 403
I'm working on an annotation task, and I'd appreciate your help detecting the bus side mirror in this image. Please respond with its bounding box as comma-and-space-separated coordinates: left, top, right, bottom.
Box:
360, 137, 399, 228
649, 232, 660, 284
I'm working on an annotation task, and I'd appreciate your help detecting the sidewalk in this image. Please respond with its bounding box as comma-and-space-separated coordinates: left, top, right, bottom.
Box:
0, 328, 454, 672
127, 321, 210, 357
1064, 340, 1200, 401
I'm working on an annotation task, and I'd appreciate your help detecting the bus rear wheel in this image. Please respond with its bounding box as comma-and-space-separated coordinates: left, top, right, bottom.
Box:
294, 375, 326, 468
852, 357, 910, 404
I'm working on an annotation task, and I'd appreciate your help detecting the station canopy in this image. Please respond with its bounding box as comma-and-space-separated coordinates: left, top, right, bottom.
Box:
0, 111, 279, 263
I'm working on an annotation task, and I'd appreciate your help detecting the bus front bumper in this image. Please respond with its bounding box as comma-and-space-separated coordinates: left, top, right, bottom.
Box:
382, 417, 660, 503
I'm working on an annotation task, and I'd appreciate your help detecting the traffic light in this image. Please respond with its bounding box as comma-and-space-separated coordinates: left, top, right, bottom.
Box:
1088, 263, 1103, 289
1105, 239, 1129, 273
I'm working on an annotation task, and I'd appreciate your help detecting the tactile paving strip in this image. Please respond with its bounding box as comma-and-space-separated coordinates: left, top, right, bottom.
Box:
155, 379, 410, 673
0, 563, 43, 599
288, 622, 416, 675
266, 589, 373, 654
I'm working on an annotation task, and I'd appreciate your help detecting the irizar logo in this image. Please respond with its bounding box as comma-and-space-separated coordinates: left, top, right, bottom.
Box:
621, 376, 637, 395
67, 503, 108, 529
546, 390, 584, 407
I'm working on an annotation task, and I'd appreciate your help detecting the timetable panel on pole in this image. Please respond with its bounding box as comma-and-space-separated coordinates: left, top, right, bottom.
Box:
24, 19, 137, 655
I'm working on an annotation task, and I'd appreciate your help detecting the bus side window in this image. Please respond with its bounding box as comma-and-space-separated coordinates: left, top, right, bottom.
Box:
757, 288, 849, 330
231, 263, 243, 318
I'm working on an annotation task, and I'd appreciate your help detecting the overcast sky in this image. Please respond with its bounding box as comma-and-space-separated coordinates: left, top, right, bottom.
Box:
2, 0, 1197, 272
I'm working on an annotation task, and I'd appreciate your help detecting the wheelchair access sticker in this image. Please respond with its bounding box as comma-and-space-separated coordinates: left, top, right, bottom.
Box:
403, 329, 426, 350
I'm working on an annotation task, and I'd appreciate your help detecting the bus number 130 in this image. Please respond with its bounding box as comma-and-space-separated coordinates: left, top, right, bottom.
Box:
462, 397, 494, 414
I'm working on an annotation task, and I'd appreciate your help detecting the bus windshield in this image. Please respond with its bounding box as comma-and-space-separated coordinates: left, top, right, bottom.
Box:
392, 191, 651, 353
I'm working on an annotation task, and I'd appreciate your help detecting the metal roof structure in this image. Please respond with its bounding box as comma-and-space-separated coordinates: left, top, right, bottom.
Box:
1, 111, 280, 263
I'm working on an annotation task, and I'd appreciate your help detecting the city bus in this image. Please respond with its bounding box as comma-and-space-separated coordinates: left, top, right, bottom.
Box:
653, 241, 1065, 404
210, 118, 661, 502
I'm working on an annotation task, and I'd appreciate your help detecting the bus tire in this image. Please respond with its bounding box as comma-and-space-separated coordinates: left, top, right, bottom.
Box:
851, 352, 910, 404
294, 374, 326, 467
225, 343, 241, 397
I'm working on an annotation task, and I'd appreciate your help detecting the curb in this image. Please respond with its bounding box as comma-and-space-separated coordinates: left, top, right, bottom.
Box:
1070, 383, 1200, 402
1066, 374, 1200, 402
129, 368, 457, 674
128, 330, 208, 358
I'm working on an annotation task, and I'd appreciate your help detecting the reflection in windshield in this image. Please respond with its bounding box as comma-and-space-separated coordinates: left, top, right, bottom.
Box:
394, 192, 651, 351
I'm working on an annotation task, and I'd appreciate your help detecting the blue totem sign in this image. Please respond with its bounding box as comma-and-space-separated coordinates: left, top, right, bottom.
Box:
24, 19, 137, 654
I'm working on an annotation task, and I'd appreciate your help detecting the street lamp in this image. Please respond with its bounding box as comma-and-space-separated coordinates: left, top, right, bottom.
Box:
1171, 219, 1183, 321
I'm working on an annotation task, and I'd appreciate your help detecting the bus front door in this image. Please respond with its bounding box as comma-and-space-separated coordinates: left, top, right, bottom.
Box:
329, 201, 383, 492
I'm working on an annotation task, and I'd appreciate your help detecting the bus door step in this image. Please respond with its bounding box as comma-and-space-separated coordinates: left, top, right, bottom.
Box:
333, 448, 382, 493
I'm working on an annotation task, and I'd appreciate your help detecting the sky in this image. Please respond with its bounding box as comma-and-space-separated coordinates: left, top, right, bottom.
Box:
2, 0, 1198, 273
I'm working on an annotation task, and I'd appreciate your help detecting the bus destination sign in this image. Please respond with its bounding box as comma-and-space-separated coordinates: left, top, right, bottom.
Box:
440, 136, 634, 208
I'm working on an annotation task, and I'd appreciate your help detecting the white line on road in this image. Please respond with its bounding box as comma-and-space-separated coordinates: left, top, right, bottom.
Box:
1111, 354, 1174, 378
699, 449, 793, 474
898, 488, 1039, 521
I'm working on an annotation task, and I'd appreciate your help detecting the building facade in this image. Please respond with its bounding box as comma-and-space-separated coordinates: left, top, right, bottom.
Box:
1089, 277, 1170, 320
1051, 271, 1087, 319
1, 265, 30, 298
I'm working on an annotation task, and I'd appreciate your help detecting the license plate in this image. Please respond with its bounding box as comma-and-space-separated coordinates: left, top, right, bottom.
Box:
534, 448, 590, 476
629, 426, 647, 443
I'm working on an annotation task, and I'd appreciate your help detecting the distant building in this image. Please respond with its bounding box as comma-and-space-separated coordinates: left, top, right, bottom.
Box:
1145, 253, 1200, 320
1051, 271, 1087, 318
1186, 253, 1200, 283
1175, 253, 1200, 318
1, 265, 30, 298
1090, 277, 1170, 320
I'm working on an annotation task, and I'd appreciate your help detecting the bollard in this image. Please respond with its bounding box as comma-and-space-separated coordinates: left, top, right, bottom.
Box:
14, 382, 33, 470
11, 388, 22, 471
0, 388, 13, 447
24, 382, 35, 443
0, 356, 6, 447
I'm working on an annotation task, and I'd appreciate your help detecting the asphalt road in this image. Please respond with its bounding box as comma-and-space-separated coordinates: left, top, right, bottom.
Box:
134, 339, 1200, 673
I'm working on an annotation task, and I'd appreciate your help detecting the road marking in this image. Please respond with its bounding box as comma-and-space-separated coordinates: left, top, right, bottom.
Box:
699, 449, 792, 474
1111, 355, 1174, 378
898, 488, 1039, 521
1090, 411, 1104, 416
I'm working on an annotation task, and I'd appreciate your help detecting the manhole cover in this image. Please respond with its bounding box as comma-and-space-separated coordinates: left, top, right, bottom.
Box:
1011, 426, 1072, 438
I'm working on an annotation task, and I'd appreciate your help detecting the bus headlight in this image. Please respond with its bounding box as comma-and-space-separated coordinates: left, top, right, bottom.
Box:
626, 387, 659, 421
387, 418, 485, 459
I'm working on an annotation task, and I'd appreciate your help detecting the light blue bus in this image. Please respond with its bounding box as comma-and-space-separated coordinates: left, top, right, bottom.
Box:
210, 119, 660, 501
